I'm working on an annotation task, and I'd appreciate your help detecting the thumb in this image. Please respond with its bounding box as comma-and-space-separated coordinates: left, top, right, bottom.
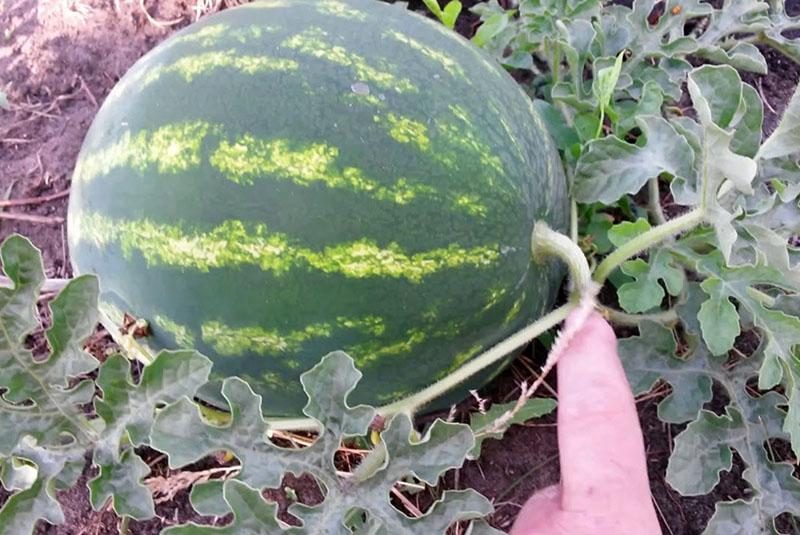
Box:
556, 311, 655, 518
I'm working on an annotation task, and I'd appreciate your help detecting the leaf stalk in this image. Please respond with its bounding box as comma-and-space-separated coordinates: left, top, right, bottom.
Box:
593, 208, 706, 284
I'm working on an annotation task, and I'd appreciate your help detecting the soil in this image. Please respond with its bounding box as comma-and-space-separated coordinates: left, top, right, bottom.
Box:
0, 1, 798, 533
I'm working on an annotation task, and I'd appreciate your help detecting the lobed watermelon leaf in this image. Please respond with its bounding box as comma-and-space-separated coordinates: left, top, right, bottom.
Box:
0, 236, 214, 531
152, 351, 497, 533
620, 310, 800, 533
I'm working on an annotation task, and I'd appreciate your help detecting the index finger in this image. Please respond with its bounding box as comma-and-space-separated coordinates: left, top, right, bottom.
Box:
556, 311, 653, 512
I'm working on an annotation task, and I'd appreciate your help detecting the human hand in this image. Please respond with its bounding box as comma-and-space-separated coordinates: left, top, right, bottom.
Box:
511, 311, 661, 534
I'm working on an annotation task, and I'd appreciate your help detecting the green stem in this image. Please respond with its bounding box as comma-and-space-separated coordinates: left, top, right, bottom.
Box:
747, 286, 777, 308
593, 208, 706, 284
595, 107, 605, 139
552, 43, 561, 85
598, 304, 679, 326
532, 221, 593, 294
648, 177, 667, 226
570, 199, 579, 243
376, 303, 574, 418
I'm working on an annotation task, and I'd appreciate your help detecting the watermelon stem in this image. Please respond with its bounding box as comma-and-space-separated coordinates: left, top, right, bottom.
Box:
531, 221, 593, 297
375, 303, 575, 419
593, 207, 706, 284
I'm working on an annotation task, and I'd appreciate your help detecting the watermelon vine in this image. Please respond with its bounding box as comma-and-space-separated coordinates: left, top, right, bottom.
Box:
1, 0, 800, 533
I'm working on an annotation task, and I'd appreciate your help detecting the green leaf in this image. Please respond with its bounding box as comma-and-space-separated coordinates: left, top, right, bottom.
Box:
695, 42, 767, 75
730, 83, 763, 159
442, 1, 462, 29
686, 66, 757, 195
703, 500, 764, 535
0, 457, 37, 492
621, 308, 800, 532
165, 480, 290, 534
695, 0, 769, 47
0, 437, 84, 533
190, 480, 230, 517
687, 65, 743, 129
672, 244, 800, 457
467, 398, 556, 459
93, 351, 212, 465
573, 115, 695, 204
615, 80, 664, 136
697, 278, 741, 356
607, 218, 651, 247
617, 250, 685, 313
472, 13, 509, 47
667, 396, 800, 529
582, 210, 614, 254
676, 67, 758, 263
532, 100, 579, 152
0, 236, 99, 454
0, 234, 174, 529
152, 352, 494, 532
422, 0, 444, 19
592, 51, 624, 112
88, 449, 155, 520
620, 320, 713, 424
758, 82, 800, 161
763, 1, 800, 64
618, 259, 665, 313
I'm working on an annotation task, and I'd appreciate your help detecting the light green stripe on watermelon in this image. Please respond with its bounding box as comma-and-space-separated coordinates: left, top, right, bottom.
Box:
383, 29, 467, 81
439, 105, 504, 175
210, 136, 439, 206
74, 121, 212, 184
504, 293, 525, 324
76, 118, 490, 215
202, 315, 385, 357
153, 314, 196, 348
171, 23, 280, 47
413, 10, 511, 86
76, 212, 501, 282
365, 102, 503, 182
210, 129, 487, 215
346, 327, 427, 368
281, 27, 418, 93
316, 0, 368, 20
202, 320, 331, 356
373, 113, 430, 152
141, 51, 298, 88
482, 285, 509, 311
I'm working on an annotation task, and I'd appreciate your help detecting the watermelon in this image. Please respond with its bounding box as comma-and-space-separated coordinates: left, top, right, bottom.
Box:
67, 0, 568, 416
